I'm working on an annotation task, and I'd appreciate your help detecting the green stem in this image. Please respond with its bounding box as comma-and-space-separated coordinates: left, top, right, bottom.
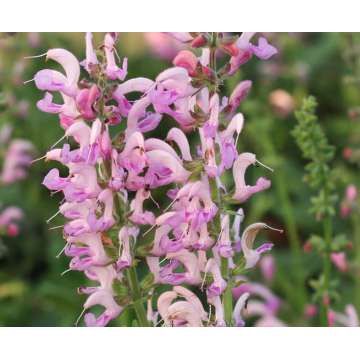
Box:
208, 33, 233, 326
221, 257, 233, 325
126, 267, 149, 327
320, 216, 332, 326
210, 176, 233, 325
105, 156, 149, 327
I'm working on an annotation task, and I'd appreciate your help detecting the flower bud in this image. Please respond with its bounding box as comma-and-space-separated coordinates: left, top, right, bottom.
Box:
173, 50, 198, 76
346, 185, 357, 202
228, 80, 252, 113
221, 42, 239, 56
343, 147, 352, 159
191, 34, 207, 48
7, 223, 19, 237
330, 252, 348, 272
304, 304, 317, 319
327, 310, 336, 326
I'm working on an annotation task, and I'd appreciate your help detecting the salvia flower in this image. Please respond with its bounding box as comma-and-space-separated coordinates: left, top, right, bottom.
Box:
30, 32, 279, 327
328, 305, 359, 327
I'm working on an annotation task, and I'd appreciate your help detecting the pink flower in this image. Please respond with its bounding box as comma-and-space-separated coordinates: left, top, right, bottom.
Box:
82, 266, 122, 326
144, 33, 187, 60
240, 223, 282, 269
167, 32, 194, 43
340, 184, 358, 218
80, 32, 98, 73
304, 304, 318, 320
157, 285, 207, 326
259, 254, 276, 282
232, 152, 271, 202
217, 215, 234, 258
205, 258, 227, 298
104, 33, 127, 81
75, 85, 100, 120
45, 48, 80, 96
208, 295, 225, 327
32, 32, 280, 327
233, 293, 250, 326
166, 128, 192, 161
330, 252, 348, 272
159, 249, 202, 285
129, 189, 155, 225
328, 305, 359, 327
0, 207, 23, 229
0, 139, 33, 184
229, 33, 277, 75
233, 281, 285, 327
116, 226, 134, 270
227, 80, 252, 114
346, 185, 357, 202
145, 149, 191, 185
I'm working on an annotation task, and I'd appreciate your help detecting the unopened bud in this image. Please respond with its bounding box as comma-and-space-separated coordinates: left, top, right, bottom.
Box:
7, 223, 19, 237
173, 50, 198, 76
221, 43, 239, 57
191, 35, 207, 48
304, 304, 318, 319
343, 147, 353, 159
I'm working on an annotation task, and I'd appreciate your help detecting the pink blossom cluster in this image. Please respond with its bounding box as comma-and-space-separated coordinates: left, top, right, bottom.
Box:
0, 124, 31, 241
0, 206, 23, 238
0, 124, 33, 185
233, 281, 285, 327
32, 32, 280, 326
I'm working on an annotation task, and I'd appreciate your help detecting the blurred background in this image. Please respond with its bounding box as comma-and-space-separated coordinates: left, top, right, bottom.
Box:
0, 32, 359, 326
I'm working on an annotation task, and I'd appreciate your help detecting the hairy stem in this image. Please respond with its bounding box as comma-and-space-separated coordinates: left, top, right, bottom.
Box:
208, 34, 233, 325
126, 267, 149, 327
106, 157, 149, 327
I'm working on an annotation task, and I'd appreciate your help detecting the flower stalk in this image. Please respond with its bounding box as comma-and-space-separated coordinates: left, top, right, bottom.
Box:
30, 31, 279, 327
293, 96, 339, 326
